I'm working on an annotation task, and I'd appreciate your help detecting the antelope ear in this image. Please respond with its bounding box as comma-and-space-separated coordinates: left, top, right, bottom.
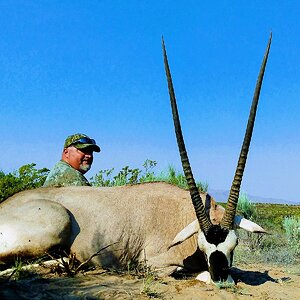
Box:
234, 215, 267, 233
168, 220, 200, 249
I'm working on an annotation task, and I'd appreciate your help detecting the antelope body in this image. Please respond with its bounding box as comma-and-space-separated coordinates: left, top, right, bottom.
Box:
0, 183, 263, 279
0, 184, 216, 267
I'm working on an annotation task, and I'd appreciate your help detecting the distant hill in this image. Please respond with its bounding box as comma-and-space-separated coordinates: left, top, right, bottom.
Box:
208, 189, 300, 205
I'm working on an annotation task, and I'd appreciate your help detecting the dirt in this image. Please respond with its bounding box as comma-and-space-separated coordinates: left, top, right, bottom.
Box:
0, 263, 299, 299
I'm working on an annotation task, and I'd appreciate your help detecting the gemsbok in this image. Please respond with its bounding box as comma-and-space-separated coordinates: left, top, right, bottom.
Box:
0, 34, 271, 284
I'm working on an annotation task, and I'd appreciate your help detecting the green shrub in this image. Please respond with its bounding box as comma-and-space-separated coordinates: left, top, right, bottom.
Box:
237, 193, 257, 220
91, 166, 142, 186
283, 216, 300, 242
0, 163, 49, 203
159, 165, 208, 192
139, 159, 157, 183
156, 165, 187, 188
90, 168, 115, 187
283, 216, 300, 255
113, 166, 141, 186
91, 160, 157, 187
90, 160, 208, 193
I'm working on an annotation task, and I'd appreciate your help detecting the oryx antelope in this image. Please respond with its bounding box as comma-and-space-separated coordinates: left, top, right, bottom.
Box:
0, 35, 271, 284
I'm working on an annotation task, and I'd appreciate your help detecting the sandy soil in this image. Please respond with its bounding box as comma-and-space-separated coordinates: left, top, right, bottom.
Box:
0, 262, 299, 299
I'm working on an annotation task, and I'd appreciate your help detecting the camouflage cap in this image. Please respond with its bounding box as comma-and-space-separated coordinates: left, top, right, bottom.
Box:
64, 133, 101, 152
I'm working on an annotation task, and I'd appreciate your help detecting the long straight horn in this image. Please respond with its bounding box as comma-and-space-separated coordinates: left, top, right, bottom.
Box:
221, 33, 272, 230
162, 37, 213, 234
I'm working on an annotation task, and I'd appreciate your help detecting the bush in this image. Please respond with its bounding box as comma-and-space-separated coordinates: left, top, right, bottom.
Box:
90, 160, 157, 187
237, 193, 257, 220
90, 166, 143, 187
235, 230, 298, 265
283, 216, 300, 255
0, 163, 49, 203
90, 160, 208, 193
139, 159, 157, 183
155, 165, 208, 192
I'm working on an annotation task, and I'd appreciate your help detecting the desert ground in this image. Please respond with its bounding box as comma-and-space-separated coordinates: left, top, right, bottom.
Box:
0, 261, 299, 299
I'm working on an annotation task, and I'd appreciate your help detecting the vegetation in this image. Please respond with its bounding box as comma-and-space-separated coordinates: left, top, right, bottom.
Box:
0, 160, 207, 204
10, 257, 25, 281
90, 159, 208, 192
215, 280, 236, 291
282, 216, 300, 255
89, 159, 158, 187
5, 257, 37, 281
255, 203, 300, 231
140, 274, 162, 298
237, 193, 257, 220
233, 195, 300, 267
0, 163, 49, 203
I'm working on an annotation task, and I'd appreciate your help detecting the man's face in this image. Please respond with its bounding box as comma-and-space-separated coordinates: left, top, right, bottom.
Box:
63, 146, 94, 174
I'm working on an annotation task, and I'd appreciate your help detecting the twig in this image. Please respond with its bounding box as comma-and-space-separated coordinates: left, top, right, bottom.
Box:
74, 242, 119, 273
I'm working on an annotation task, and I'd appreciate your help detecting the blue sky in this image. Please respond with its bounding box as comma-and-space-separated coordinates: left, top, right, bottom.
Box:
1, 1, 300, 202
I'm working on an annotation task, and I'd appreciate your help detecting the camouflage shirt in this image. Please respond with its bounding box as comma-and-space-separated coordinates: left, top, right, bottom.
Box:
43, 160, 90, 187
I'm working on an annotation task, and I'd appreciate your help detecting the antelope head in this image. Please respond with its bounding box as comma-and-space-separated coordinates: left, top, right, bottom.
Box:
162, 34, 272, 283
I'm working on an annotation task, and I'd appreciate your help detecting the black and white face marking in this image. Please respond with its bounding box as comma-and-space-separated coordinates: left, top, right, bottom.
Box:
198, 225, 238, 282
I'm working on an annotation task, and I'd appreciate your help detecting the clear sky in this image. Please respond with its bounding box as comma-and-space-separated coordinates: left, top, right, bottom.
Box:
1, 1, 299, 202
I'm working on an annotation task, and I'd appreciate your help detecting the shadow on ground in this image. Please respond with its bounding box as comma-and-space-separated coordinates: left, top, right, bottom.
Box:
232, 267, 290, 286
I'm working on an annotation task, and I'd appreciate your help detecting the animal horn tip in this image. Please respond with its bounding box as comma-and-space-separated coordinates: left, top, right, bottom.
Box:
162, 37, 166, 50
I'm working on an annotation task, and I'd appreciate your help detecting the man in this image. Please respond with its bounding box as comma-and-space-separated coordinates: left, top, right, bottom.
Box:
43, 133, 100, 187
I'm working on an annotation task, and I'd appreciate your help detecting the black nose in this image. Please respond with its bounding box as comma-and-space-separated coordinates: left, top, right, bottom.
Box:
209, 250, 230, 282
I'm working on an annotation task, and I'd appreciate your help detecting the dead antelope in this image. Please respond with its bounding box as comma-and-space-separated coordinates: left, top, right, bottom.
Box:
0, 35, 271, 284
